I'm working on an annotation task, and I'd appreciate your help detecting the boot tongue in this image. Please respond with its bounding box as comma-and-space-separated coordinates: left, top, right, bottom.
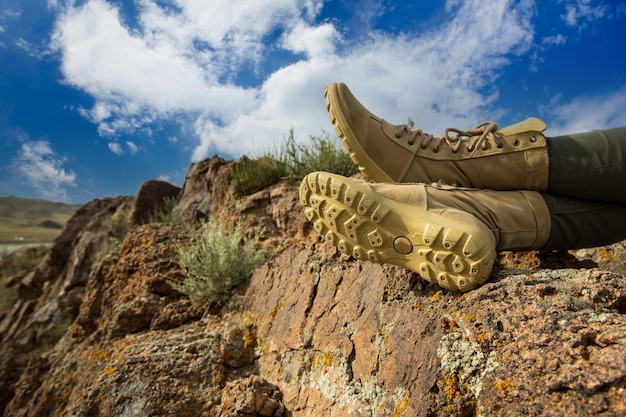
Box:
498, 117, 547, 135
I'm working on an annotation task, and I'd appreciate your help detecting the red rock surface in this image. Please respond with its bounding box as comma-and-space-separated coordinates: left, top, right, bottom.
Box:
1, 156, 625, 416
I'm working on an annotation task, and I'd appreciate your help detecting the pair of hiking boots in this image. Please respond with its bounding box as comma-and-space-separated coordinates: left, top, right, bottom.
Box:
299, 83, 626, 291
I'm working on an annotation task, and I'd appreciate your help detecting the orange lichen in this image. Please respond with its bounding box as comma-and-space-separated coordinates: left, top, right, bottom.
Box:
312, 351, 340, 368
100, 367, 117, 375
269, 302, 283, 318
493, 378, 515, 391
87, 347, 112, 364
243, 327, 257, 347
393, 391, 410, 417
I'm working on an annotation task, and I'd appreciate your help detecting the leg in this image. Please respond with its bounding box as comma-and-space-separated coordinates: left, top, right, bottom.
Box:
542, 193, 626, 249
547, 127, 626, 203
325, 82, 626, 203
325, 82, 550, 189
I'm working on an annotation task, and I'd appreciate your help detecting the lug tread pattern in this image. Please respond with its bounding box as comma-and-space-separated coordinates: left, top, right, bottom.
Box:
299, 172, 495, 292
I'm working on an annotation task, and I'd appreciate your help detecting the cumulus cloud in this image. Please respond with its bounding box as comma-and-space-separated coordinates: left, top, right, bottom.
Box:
48, 0, 622, 163
13, 139, 76, 202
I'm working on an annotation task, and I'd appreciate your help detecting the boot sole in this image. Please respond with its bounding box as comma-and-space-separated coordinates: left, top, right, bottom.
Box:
324, 84, 394, 183
299, 172, 495, 292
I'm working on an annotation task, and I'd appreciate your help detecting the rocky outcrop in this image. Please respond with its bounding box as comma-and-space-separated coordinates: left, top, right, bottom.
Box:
0, 179, 181, 414
1, 156, 625, 416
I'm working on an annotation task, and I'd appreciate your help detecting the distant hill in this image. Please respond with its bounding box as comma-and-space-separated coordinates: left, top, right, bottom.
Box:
0, 196, 83, 243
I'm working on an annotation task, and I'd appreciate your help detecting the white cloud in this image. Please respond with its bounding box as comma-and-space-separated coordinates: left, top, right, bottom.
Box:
126, 141, 138, 155
14, 37, 52, 58
542, 33, 567, 46
50, 0, 544, 161
13, 139, 76, 202
281, 21, 339, 58
560, 0, 607, 27
545, 87, 626, 135
108, 142, 123, 155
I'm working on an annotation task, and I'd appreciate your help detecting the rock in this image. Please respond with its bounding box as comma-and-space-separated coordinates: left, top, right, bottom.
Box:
1, 155, 625, 417
242, 244, 626, 417
221, 375, 285, 417
72, 224, 204, 340
173, 156, 237, 224
173, 155, 309, 245
129, 179, 180, 226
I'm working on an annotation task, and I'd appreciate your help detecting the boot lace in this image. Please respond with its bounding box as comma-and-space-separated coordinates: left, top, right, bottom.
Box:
394, 121, 501, 153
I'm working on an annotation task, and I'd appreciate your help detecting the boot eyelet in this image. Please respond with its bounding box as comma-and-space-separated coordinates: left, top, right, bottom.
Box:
530, 136, 537, 143
497, 144, 504, 149
513, 140, 520, 146
432, 147, 439, 153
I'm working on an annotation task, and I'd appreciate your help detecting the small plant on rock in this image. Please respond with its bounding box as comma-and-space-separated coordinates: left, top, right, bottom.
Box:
231, 128, 358, 194
172, 218, 267, 306
231, 156, 287, 195
279, 128, 358, 181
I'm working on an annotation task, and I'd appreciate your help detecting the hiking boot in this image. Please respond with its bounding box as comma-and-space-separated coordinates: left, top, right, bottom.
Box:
299, 172, 550, 292
324, 82, 550, 190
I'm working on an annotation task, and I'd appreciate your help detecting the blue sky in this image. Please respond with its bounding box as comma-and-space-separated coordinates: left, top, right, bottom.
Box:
1, 0, 625, 203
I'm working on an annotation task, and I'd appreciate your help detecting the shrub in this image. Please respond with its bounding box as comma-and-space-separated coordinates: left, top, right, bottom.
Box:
231, 156, 287, 195
278, 128, 358, 181
172, 218, 267, 306
231, 128, 358, 194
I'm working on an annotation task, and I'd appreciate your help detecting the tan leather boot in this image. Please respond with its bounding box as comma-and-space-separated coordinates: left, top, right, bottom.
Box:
325, 82, 550, 190
299, 172, 550, 292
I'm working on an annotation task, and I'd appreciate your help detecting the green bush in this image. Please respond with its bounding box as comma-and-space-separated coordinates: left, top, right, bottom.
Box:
231, 156, 287, 195
278, 128, 358, 181
172, 218, 267, 306
231, 129, 358, 194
